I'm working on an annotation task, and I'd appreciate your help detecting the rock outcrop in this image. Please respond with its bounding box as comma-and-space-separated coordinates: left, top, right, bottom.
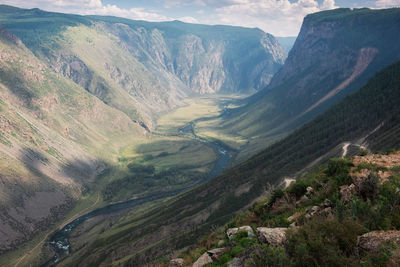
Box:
227, 226, 255, 239
169, 258, 184, 267
358, 231, 400, 253
192, 252, 213, 267
340, 184, 356, 203
192, 247, 229, 267
256, 227, 287, 246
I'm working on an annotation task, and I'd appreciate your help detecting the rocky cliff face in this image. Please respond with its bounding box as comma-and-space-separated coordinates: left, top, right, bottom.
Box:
221, 8, 400, 159
106, 20, 285, 95
1, 7, 286, 129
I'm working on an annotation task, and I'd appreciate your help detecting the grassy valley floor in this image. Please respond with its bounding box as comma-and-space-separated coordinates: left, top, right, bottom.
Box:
1, 94, 248, 266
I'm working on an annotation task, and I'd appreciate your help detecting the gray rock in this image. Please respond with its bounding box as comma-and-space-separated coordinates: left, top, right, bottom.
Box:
192, 252, 213, 267
226, 228, 239, 239
288, 212, 302, 223
310, 205, 320, 216
170, 258, 184, 267
238, 225, 255, 238
340, 184, 356, 203
321, 198, 332, 208
306, 186, 314, 197
227, 257, 243, 267
257, 227, 287, 246
226, 226, 255, 239
217, 240, 225, 247
208, 247, 228, 260
358, 230, 400, 253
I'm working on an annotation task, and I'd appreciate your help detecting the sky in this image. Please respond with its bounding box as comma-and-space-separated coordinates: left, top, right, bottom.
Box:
2, 0, 400, 36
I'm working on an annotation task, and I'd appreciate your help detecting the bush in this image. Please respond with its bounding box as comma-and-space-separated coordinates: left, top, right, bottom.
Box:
268, 189, 284, 206
326, 158, 353, 177
358, 148, 369, 156
359, 173, 379, 202
249, 245, 292, 267
287, 180, 308, 199
231, 245, 245, 257
286, 218, 363, 266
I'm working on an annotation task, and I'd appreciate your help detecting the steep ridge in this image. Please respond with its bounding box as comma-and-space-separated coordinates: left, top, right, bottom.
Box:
62, 59, 400, 265
0, 5, 286, 129
219, 8, 400, 160
0, 26, 144, 252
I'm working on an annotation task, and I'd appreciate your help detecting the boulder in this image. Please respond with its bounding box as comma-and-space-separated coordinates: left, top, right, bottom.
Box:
305, 186, 314, 197
308, 205, 320, 216
319, 207, 334, 219
238, 226, 255, 238
288, 212, 302, 223
192, 252, 213, 267
321, 198, 332, 208
340, 184, 356, 203
226, 226, 254, 239
170, 258, 184, 267
208, 247, 228, 260
358, 230, 400, 253
226, 228, 238, 239
227, 257, 243, 267
257, 227, 287, 246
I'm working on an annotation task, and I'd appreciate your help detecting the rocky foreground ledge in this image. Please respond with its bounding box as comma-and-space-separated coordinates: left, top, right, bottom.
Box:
167, 151, 400, 266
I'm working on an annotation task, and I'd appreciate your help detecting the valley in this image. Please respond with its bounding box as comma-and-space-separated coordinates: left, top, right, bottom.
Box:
0, 94, 244, 266
0, 4, 400, 267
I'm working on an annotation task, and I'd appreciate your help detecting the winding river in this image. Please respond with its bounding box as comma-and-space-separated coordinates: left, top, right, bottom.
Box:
43, 123, 231, 266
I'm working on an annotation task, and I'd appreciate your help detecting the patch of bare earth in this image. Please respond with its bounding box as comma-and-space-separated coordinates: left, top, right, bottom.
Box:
351, 151, 400, 183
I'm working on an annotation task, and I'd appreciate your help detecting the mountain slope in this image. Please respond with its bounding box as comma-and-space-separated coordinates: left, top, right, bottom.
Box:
0, 25, 145, 252
0, 5, 286, 129
180, 151, 400, 266
217, 8, 400, 160
0, 5, 286, 254
61, 59, 400, 265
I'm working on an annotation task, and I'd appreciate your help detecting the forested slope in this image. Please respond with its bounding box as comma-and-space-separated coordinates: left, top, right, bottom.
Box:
64, 60, 400, 265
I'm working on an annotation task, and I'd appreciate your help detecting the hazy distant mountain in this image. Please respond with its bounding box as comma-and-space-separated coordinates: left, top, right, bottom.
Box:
276, 36, 297, 52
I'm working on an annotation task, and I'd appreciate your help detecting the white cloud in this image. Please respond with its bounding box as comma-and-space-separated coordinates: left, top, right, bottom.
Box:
2, 0, 170, 21
178, 16, 199, 23
375, 0, 400, 8
208, 0, 338, 36
2, 0, 342, 36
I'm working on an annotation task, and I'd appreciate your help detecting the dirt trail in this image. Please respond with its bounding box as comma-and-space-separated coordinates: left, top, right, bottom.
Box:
342, 142, 351, 158
13, 193, 101, 267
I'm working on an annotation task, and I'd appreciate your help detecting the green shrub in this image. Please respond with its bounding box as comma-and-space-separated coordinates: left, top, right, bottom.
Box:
268, 189, 284, 206
287, 180, 308, 199
249, 245, 292, 267
286, 218, 363, 266
326, 158, 353, 177
231, 245, 245, 257
359, 173, 379, 202
360, 244, 393, 267
239, 237, 256, 248
358, 148, 369, 156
